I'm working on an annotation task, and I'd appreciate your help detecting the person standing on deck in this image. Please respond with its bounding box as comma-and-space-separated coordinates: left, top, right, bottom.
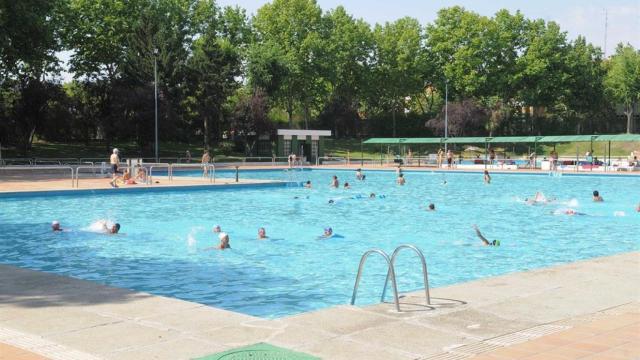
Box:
201, 151, 211, 176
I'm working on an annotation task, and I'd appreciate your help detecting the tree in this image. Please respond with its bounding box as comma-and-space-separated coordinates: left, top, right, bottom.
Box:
253, 0, 325, 128
370, 17, 426, 137
184, 3, 243, 150
604, 44, 640, 134
426, 99, 487, 136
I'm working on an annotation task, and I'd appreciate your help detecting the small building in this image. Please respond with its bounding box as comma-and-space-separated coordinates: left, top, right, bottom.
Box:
276, 129, 332, 163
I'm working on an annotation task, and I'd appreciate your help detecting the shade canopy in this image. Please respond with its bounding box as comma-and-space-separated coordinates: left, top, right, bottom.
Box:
363, 134, 639, 145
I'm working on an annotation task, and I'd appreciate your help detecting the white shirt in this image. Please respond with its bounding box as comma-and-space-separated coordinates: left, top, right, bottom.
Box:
110, 153, 119, 165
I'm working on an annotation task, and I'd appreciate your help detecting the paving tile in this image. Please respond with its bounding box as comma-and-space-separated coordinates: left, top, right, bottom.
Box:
104, 337, 226, 360
142, 305, 255, 333
299, 337, 415, 360
415, 308, 537, 339
348, 321, 470, 358
0, 308, 117, 336
282, 306, 402, 336
48, 321, 181, 354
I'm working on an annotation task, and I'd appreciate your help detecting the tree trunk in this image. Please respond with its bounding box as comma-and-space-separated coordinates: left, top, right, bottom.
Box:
625, 103, 635, 134
392, 107, 396, 137
203, 115, 210, 151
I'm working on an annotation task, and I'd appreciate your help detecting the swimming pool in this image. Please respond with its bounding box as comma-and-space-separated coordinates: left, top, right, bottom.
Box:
0, 169, 638, 318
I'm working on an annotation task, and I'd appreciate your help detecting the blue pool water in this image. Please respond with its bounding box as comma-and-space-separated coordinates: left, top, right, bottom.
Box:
0, 169, 638, 318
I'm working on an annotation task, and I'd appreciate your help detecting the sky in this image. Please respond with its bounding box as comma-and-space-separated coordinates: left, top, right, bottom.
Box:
59, 0, 639, 82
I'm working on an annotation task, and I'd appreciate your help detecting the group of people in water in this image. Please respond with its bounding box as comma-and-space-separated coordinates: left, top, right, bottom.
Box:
51, 220, 121, 234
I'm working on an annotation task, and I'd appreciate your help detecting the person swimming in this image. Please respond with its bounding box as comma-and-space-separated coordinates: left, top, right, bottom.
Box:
427, 203, 435, 211
217, 232, 231, 250
636, 203, 640, 212
525, 192, 549, 205
592, 190, 603, 202
304, 180, 312, 188
356, 168, 365, 180
328, 199, 335, 204
51, 221, 63, 232
258, 227, 268, 240
330, 175, 339, 188
344, 182, 351, 189
369, 193, 376, 198
396, 173, 406, 185
472, 225, 500, 246
483, 170, 491, 184
101, 221, 120, 234
553, 208, 586, 216
213, 225, 222, 233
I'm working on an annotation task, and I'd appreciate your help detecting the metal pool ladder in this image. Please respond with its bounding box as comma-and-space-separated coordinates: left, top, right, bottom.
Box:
350, 244, 430, 312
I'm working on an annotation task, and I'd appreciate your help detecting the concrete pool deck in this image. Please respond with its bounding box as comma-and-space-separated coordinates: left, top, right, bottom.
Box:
0, 252, 637, 359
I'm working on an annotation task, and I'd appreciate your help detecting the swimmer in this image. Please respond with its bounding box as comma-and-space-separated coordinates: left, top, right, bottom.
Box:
356, 168, 365, 180
472, 225, 499, 246
427, 203, 435, 211
51, 221, 63, 232
102, 222, 120, 234
592, 190, 603, 202
396, 173, 406, 185
636, 203, 640, 212
328, 199, 335, 204
369, 193, 376, 199
213, 225, 222, 233
330, 175, 339, 188
483, 170, 491, 184
321, 227, 333, 238
525, 192, 548, 205
304, 180, 312, 188
554, 208, 586, 216
344, 182, 351, 189
217, 232, 231, 249
257, 227, 268, 240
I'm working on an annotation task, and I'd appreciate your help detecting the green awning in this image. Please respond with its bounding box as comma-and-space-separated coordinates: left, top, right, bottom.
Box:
443, 137, 489, 144
536, 135, 597, 143
363, 134, 639, 145
363, 138, 407, 144
404, 138, 443, 144
487, 136, 540, 143
593, 134, 640, 142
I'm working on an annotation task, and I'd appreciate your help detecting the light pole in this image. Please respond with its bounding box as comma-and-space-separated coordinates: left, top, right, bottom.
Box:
153, 48, 159, 162
444, 79, 448, 153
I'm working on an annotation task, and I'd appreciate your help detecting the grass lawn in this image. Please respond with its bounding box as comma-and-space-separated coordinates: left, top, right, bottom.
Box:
325, 139, 639, 159
1, 138, 637, 161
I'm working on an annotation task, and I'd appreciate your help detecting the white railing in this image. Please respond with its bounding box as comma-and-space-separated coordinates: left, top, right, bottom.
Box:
0, 165, 74, 187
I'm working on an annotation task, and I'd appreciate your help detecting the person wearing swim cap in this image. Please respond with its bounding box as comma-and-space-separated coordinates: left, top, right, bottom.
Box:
217, 232, 230, 249
51, 221, 63, 232
258, 227, 268, 240
473, 225, 499, 246
369, 193, 376, 199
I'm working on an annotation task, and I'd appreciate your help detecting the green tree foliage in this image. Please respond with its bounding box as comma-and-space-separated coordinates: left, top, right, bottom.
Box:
2, 1, 638, 155
253, 0, 325, 128
370, 17, 426, 137
604, 44, 640, 134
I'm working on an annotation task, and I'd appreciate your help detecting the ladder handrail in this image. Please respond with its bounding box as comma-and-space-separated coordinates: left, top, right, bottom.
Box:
350, 249, 401, 312
381, 244, 430, 305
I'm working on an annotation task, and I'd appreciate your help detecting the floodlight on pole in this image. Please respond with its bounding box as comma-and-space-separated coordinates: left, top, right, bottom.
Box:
444, 79, 448, 153
153, 48, 159, 162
